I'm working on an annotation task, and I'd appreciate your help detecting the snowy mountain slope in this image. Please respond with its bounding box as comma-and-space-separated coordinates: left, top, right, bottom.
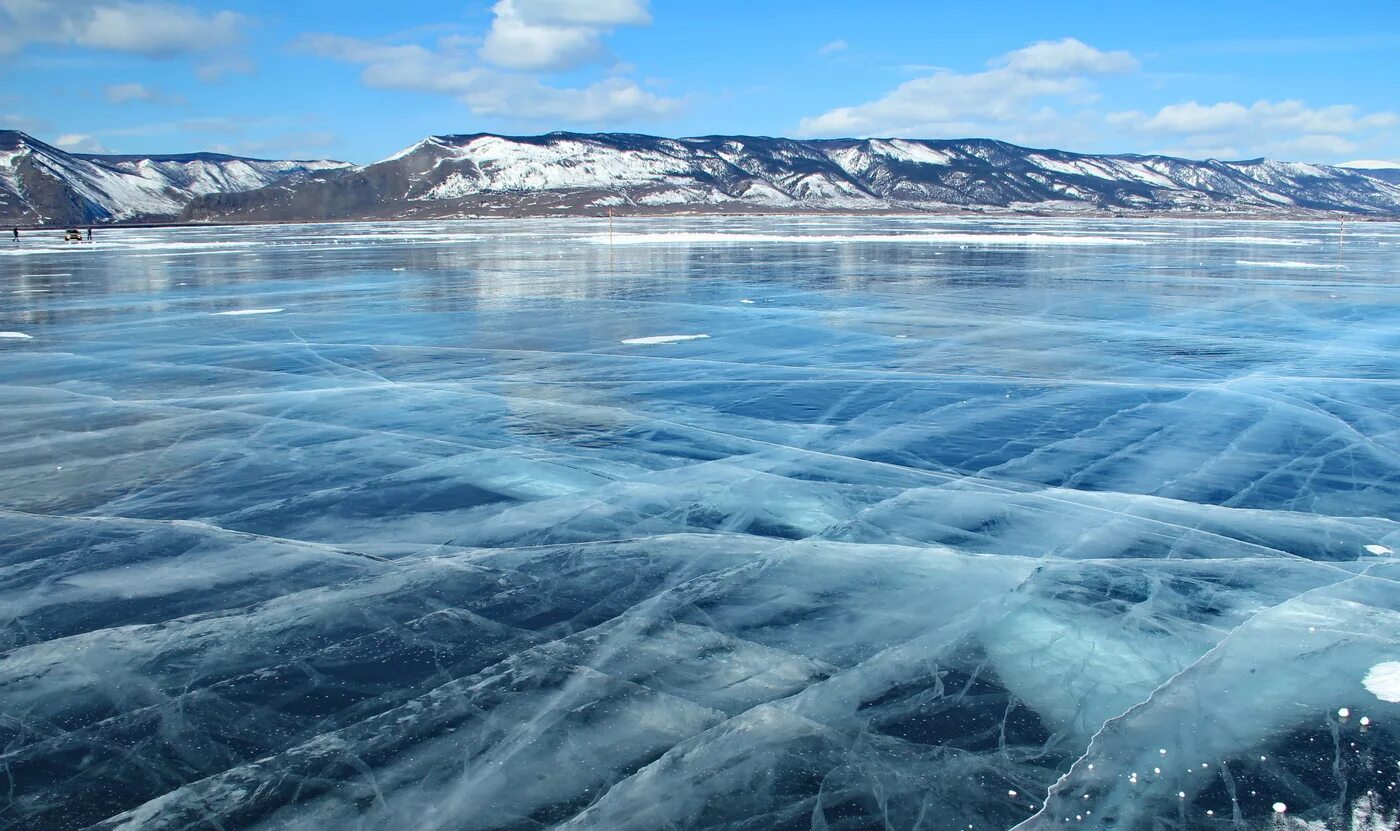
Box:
182, 132, 1400, 222
1340, 161, 1400, 185
0, 131, 350, 225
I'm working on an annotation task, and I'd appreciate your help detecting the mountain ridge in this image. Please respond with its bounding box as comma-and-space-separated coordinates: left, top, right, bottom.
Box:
183, 131, 1400, 223
6, 129, 1400, 224
0, 130, 350, 225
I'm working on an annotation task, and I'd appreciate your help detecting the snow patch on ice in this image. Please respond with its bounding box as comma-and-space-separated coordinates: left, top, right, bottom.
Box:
621, 334, 710, 345
1364, 544, 1392, 555
1236, 260, 1346, 270
1363, 662, 1400, 702
0, 331, 33, 339
211, 308, 284, 316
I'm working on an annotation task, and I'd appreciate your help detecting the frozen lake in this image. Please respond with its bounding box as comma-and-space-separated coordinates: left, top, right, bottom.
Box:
2, 216, 1399, 830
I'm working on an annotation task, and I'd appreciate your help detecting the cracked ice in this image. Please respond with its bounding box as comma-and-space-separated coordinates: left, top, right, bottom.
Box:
1, 216, 1398, 831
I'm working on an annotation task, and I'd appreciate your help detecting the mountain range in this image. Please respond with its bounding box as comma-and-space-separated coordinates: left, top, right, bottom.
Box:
5, 129, 1400, 225
173, 133, 1400, 221
0, 131, 349, 226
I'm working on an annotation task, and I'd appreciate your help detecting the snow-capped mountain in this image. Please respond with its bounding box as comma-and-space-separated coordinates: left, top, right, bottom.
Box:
182, 132, 1400, 222
1340, 160, 1400, 185
0, 131, 349, 225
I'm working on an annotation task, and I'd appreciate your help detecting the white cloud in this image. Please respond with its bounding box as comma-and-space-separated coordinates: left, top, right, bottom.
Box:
54, 133, 108, 153
1112, 99, 1399, 161
1340, 159, 1400, 170
996, 38, 1137, 76
799, 38, 1135, 137
464, 75, 679, 121
480, 0, 651, 72
299, 32, 679, 124
104, 82, 185, 105
797, 38, 1397, 162
1114, 100, 1397, 135
0, 1, 249, 58
75, 3, 245, 56
818, 39, 848, 56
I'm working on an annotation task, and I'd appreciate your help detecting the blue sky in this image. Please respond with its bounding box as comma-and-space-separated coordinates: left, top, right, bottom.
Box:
1, 0, 1397, 165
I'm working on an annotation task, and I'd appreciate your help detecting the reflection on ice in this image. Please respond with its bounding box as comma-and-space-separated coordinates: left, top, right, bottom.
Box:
1, 215, 1399, 830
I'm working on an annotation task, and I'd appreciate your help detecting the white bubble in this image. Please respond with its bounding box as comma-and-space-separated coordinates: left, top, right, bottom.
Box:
1273, 802, 1288, 813
1339, 707, 1351, 718
1360, 716, 1372, 726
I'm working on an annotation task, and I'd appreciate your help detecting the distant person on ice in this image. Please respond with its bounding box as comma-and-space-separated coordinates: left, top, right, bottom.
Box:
10, 227, 16, 241
87, 228, 93, 241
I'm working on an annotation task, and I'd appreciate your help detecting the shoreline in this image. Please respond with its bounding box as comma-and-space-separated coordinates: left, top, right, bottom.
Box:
8, 207, 1399, 233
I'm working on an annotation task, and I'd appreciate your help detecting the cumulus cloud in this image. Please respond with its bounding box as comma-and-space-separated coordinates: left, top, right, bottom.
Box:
480, 0, 652, 71
0, 1, 248, 58
797, 37, 1395, 162
996, 38, 1137, 76
798, 38, 1136, 137
54, 133, 108, 153
1340, 159, 1400, 170
104, 82, 185, 105
299, 32, 679, 124
1113, 100, 1397, 135
1111, 99, 1399, 161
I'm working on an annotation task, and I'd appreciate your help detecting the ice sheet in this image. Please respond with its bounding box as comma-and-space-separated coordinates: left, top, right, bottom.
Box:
590, 231, 1150, 246
1, 215, 1398, 831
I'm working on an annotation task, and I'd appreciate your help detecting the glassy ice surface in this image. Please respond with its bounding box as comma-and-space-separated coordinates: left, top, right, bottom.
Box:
2, 216, 1399, 831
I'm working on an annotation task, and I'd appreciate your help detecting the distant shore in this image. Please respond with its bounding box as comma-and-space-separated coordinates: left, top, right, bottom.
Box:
8, 208, 1398, 233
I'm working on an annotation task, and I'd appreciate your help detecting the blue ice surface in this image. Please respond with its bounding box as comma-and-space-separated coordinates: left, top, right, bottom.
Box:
0, 215, 1398, 830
